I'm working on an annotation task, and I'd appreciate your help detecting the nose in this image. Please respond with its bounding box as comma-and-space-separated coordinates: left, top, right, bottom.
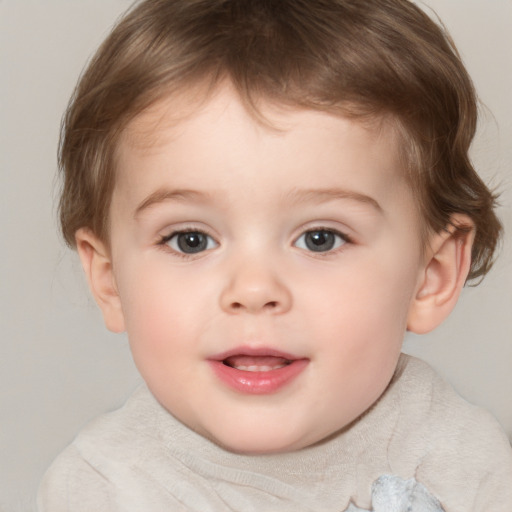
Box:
219, 260, 292, 315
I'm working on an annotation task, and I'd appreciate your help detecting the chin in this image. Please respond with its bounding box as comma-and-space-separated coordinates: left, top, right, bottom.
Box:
204, 426, 317, 455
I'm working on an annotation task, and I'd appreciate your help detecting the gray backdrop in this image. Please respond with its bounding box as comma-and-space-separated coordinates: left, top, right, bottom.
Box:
1, 1, 511, 510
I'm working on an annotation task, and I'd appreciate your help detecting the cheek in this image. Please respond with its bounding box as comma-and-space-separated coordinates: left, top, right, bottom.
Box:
303, 250, 418, 359
119, 273, 200, 396
117, 260, 219, 358
116, 263, 182, 348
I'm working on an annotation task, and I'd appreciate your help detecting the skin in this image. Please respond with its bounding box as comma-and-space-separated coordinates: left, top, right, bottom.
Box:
77, 85, 473, 454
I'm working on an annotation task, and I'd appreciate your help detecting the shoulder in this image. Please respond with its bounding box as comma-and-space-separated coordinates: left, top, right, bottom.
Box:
37, 442, 114, 511
390, 355, 512, 511
37, 386, 188, 511
393, 354, 511, 455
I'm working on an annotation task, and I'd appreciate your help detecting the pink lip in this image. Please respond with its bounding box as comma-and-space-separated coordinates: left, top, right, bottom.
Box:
208, 346, 309, 395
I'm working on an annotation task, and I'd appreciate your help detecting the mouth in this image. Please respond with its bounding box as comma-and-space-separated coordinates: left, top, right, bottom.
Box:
208, 347, 308, 394
222, 355, 292, 372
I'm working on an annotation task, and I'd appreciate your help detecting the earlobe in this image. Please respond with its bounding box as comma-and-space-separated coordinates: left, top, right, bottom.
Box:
75, 228, 125, 333
407, 215, 475, 334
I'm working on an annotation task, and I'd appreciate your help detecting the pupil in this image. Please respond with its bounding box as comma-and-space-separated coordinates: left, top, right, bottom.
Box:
178, 232, 207, 253
306, 230, 335, 252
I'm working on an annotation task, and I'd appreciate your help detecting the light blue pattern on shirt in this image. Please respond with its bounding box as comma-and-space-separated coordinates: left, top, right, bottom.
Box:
346, 475, 444, 512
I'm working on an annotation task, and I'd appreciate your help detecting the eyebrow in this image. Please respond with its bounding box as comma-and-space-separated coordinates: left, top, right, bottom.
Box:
134, 186, 383, 217
285, 188, 383, 213
134, 188, 211, 217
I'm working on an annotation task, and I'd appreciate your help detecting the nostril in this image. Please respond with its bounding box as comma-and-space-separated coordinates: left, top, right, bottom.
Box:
229, 300, 278, 311
221, 284, 291, 314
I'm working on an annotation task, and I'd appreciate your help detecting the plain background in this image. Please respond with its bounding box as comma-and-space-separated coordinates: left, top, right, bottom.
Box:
1, 1, 511, 510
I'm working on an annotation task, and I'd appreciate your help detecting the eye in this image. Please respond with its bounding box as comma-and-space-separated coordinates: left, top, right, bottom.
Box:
164, 231, 218, 254
294, 229, 348, 253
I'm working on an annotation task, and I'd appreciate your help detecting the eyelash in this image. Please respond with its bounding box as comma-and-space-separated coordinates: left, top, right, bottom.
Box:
294, 227, 352, 255
157, 227, 353, 258
158, 229, 218, 259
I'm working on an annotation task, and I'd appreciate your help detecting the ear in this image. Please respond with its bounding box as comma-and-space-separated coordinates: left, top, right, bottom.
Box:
75, 228, 125, 333
407, 215, 475, 334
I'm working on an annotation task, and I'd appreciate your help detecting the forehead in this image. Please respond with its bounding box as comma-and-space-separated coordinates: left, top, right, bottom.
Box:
113, 85, 409, 211
119, 85, 401, 162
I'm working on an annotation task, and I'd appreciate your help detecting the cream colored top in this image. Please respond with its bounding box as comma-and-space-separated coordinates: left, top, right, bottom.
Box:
37, 355, 512, 511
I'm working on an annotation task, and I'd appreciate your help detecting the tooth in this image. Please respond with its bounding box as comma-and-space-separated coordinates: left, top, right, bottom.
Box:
234, 364, 287, 372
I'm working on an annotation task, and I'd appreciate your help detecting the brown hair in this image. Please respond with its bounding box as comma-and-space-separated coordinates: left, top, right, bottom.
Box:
59, 0, 501, 282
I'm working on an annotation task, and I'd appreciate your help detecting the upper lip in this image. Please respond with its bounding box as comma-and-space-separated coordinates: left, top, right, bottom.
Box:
209, 346, 303, 362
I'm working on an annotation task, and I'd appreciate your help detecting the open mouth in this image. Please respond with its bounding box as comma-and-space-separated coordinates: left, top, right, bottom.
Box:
209, 347, 308, 394
222, 355, 292, 372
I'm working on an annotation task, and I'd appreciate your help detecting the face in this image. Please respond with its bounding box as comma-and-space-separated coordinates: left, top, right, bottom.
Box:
106, 86, 427, 453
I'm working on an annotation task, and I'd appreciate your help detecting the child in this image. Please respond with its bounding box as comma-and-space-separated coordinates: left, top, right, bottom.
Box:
38, 0, 512, 510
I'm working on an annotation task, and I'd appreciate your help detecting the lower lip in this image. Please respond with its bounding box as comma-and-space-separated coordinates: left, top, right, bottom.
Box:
208, 359, 309, 395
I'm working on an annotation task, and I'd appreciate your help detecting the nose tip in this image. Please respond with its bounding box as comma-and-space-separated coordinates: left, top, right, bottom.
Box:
220, 269, 292, 315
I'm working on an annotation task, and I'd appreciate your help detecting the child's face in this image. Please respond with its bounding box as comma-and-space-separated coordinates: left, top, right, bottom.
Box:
106, 86, 427, 453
